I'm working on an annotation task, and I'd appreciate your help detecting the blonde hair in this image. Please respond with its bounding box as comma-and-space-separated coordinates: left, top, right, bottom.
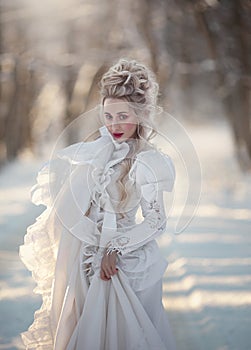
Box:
100, 58, 159, 137
98, 58, 160, 216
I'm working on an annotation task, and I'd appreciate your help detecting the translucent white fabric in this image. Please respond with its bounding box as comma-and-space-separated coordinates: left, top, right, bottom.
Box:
19, 125, 176, 350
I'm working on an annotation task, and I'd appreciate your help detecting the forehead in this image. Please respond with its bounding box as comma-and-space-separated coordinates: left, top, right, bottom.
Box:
103, 98, 130, 113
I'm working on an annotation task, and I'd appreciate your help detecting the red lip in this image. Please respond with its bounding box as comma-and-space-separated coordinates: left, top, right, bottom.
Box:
113, 133, 124, 138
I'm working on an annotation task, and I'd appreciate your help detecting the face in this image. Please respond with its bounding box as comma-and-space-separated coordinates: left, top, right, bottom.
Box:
102, 98, 138, 142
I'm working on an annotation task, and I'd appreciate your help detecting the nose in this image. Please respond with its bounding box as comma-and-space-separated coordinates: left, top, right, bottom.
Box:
111, 119, 122, 131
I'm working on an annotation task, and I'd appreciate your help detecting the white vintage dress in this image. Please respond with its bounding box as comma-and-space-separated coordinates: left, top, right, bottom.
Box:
19, 125, 176, 350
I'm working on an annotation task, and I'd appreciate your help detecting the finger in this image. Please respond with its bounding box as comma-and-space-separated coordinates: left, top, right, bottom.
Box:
110, 256, 118, 274
101, 259, 109, 277
103, 267, 111, 280
112, 266, 116, 275
100, 268, 109, 281
105, 263, 113, 277
100, 269, 105, 280
111, 265, 118, 275
102, 256, 111, 272
109, 256, 118, 275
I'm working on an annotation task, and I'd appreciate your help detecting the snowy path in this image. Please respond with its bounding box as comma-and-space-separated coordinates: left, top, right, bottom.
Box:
0, 158, 44, 349
159, 122, 251, 350
0, 121, 251, 349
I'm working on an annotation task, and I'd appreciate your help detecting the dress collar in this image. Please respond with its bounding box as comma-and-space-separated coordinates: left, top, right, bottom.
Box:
99, 125, 136, 148
98, 125, 134, 169
56, 125, 135, 169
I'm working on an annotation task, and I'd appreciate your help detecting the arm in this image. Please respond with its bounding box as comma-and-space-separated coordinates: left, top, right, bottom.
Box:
105, 188, 168, 256
105, 149, 175, 256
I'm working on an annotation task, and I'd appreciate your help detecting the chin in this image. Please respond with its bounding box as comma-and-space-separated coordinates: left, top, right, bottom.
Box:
117, 137, 127, 142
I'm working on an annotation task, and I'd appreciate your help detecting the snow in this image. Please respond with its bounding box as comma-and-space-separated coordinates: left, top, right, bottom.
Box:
0, 120, 251, 349
158, 120, 251, 350
0, 158, 44, 350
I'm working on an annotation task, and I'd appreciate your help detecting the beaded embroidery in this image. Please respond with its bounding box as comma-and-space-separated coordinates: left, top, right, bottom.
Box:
143, 199, 162, 229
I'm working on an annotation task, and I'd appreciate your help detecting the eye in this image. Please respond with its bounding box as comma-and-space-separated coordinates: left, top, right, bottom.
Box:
104, 114, 112, 120
119, 114, 128, 120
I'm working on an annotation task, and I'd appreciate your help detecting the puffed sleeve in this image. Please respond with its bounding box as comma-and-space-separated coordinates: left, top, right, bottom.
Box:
105, 149, 175, 256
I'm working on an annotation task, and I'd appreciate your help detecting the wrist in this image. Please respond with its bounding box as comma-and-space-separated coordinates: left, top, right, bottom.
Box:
105, 246, 121, 256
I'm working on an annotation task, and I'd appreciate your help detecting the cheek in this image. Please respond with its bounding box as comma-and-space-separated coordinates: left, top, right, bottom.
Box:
123, 123, 137, 131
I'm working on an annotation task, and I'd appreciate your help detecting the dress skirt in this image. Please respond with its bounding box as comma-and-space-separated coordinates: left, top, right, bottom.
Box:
51, 236, 176, 350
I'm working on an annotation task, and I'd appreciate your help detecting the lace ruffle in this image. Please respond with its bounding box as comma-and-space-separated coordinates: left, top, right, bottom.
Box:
79, 243, 107, 285
80, 243, 98, 280
105, 236, 130, 256
19, 207, 59, 348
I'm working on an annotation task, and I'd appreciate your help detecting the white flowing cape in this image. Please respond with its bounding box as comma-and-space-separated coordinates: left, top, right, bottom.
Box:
19, 125, 176, 350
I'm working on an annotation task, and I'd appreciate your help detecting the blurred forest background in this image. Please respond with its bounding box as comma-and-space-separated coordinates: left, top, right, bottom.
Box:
1, 1, 251, 349
0, 0, 251, 169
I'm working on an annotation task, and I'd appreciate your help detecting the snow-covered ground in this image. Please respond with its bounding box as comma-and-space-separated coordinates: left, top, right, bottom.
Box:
0, 158, 44, 350
0, 120, 251, 349
159, 120, 251, 350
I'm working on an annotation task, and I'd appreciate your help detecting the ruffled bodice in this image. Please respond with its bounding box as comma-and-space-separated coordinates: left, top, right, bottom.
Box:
87, 158, 139, 230
52, 125, 175, 249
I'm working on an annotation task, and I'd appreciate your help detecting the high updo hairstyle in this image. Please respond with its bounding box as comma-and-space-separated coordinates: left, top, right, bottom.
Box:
98, 59, 160, 216
99, 58, 159, 142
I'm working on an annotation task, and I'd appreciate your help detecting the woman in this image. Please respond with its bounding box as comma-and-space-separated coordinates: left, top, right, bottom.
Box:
20, 58, 176, 349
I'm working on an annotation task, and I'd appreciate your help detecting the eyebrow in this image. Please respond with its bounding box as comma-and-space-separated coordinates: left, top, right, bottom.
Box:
104, 111, 128, 115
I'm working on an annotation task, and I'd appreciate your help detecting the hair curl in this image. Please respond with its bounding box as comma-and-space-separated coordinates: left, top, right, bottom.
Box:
100, 58, 159, 108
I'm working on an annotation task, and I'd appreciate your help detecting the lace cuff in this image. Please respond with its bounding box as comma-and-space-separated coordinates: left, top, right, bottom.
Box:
104, 193, 167, 256
105, 236, 130, 256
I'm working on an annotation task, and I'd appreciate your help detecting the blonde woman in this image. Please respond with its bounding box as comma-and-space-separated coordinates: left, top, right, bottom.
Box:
20, 58, 176, 349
